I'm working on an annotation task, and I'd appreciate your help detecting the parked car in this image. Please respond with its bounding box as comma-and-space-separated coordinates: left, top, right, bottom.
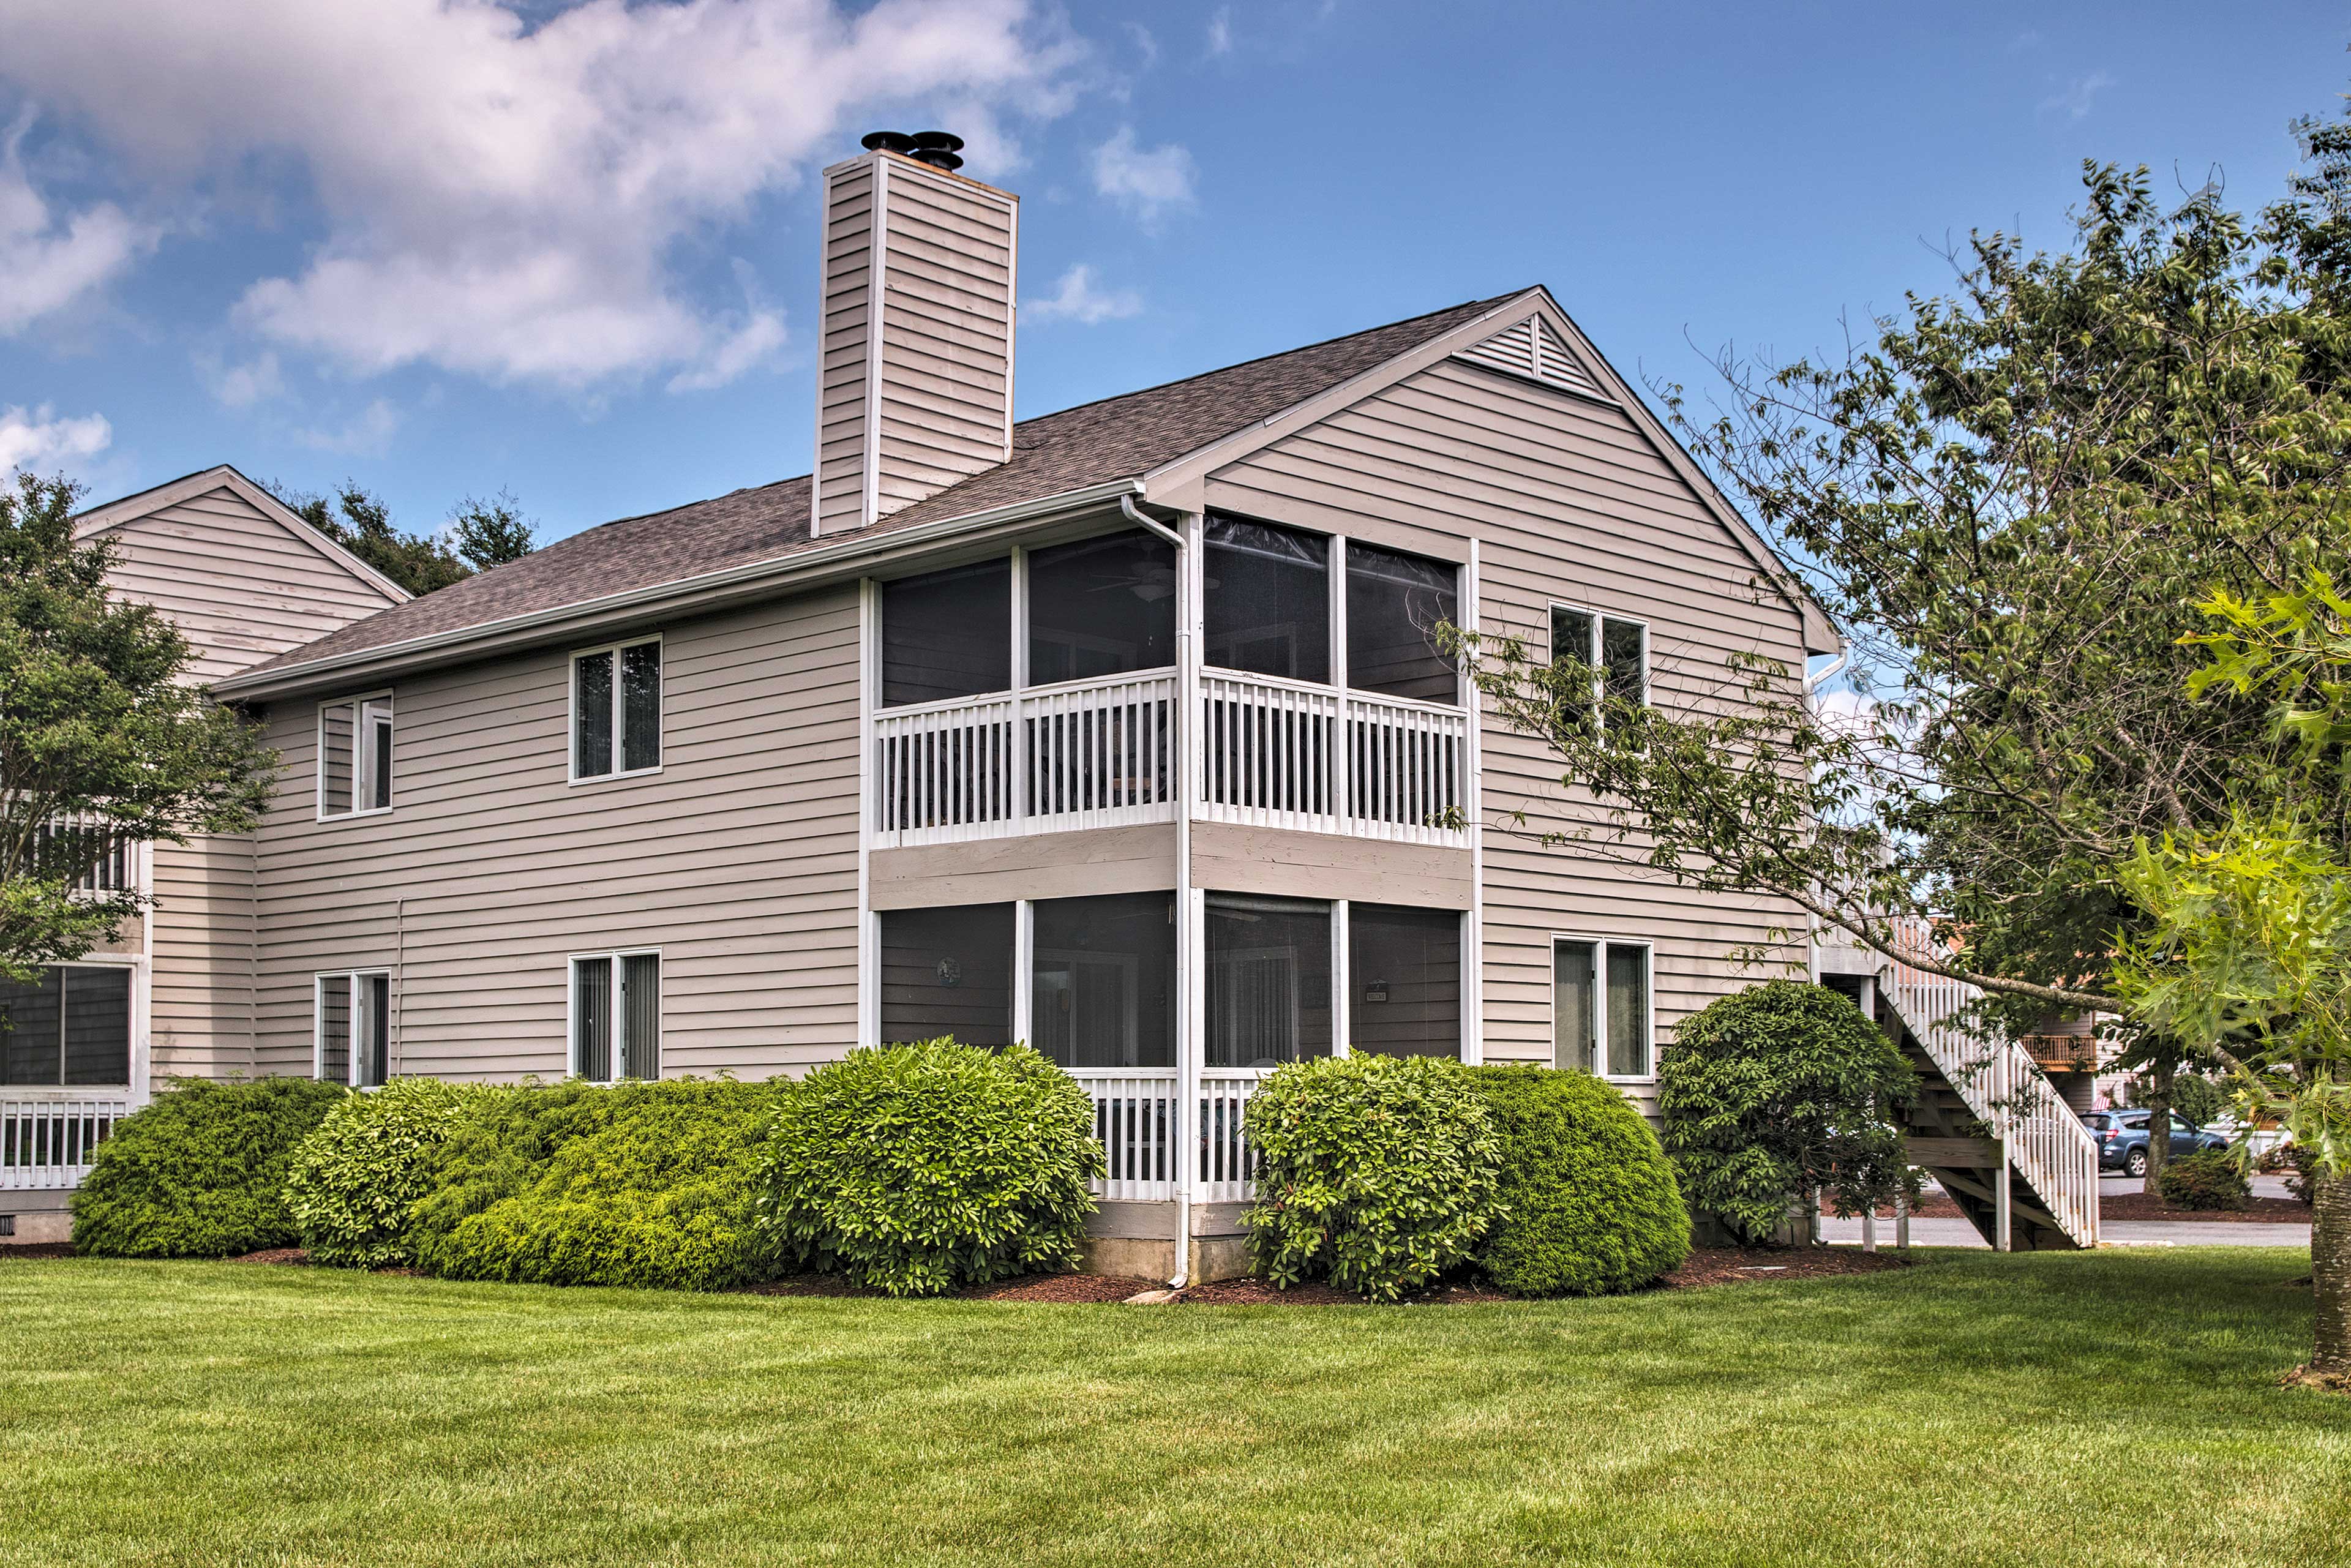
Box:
2082, 1110, 2229, 1177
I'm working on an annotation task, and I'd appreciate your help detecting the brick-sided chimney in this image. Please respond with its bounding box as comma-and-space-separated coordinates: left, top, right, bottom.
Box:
811, 130, 1018, 537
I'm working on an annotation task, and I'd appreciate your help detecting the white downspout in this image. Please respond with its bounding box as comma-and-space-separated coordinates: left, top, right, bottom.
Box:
1124, 492, 1193, 1289
1801, 645, 1850, 979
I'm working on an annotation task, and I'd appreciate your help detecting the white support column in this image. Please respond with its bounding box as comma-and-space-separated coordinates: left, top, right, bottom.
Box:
1011, 898, 1034, 1048
1330, 533, 1349, 831
1010, 547, 1030, 829
1332, 899, 1351, 1057
1461, 539, 1483, 1065
1172, 510, 1205, 1285
1995, 1141, 2014, 1253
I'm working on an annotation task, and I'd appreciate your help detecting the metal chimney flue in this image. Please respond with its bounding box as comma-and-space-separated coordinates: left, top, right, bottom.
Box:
859, 129, 964, 172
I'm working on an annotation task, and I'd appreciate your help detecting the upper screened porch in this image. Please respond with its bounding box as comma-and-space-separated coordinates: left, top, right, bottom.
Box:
869, 513, 1475, 852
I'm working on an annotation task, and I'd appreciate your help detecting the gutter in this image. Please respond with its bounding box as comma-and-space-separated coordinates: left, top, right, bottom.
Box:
212, 477, 1149, 702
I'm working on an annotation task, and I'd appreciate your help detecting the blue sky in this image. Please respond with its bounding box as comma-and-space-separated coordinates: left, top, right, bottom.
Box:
3, 1, 2345, 546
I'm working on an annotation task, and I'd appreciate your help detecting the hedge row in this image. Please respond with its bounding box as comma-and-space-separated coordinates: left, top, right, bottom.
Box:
72, 1043, 1098, 1297
73, 1048, 1694, 1301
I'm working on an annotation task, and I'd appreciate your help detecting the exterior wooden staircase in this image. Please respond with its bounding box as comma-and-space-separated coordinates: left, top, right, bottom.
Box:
1818, 918, 2100, 1251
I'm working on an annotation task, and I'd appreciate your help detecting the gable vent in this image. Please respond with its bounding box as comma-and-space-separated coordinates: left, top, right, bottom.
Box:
1455, 315, 1610, 402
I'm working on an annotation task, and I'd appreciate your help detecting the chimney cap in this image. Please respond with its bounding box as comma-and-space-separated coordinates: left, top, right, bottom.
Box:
860, 129, 964, 172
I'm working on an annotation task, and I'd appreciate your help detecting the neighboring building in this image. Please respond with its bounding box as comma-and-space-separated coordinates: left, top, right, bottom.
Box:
27, 134, 2053, 1273
2, 471, 406, 1242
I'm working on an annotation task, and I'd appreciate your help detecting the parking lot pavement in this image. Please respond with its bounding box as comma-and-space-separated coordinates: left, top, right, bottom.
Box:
1817, 1215, 2310, 1249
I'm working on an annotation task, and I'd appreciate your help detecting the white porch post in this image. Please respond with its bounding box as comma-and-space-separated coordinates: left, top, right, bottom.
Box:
1171, 508, 1205, 1284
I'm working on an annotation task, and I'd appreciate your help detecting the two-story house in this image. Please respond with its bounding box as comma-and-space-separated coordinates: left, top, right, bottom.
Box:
11, 133, 1846, 1274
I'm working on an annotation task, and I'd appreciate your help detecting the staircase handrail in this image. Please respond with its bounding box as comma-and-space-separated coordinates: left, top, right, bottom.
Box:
1884, 916, 2101, 1247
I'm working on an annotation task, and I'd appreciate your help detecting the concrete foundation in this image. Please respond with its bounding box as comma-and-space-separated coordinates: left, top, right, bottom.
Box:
1, 1193, 74, 1245
1081, 1229, 1253, 1285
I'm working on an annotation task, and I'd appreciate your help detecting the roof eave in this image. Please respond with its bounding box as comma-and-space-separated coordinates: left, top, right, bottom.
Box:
211, 476, 1145, 702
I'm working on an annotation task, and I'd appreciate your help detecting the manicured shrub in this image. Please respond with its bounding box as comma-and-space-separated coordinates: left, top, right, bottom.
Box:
2159, 1148, 2251, 1211
419, 1078, 789, 1291
283, 1077, 492, 1269
71, 1077, 348, 1258
750, 1040, 1103, 1298
1464, 1064, 1690, 1296
1659, 980, 1917, 1245
1245, 1054, 1502, 1302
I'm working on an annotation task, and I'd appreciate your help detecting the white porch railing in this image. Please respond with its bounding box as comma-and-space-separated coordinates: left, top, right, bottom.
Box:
872, 671, 1178, 847
1886, 917, 2101, 1248
1070, 1067, 1263, 1205
35, 813, 136, 893
1198, 671, 1468, 847
1, 1095, 133, 1191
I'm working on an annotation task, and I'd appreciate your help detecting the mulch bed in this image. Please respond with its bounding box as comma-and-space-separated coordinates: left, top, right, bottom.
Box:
0, 1242, 77, 1261
234, 1247, 315, 1266
1660, 1247, 1912, 1289
1878, 1192, 2310, 1224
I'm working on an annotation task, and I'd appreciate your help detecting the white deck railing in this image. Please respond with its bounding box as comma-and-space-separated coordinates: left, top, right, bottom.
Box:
1, 1095, 134, 1190
874, 669, 1468, 849
1070, 1067, 1263, 1206
873, 672, 1178, 847
1886, 917, 2100, 1248
1198, 672, 1468, 847
35, 813, 137, 893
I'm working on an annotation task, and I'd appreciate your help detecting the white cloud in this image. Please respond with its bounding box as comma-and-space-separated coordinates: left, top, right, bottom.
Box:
0, 403, 112, 476
295, 398, 402, 457
197, 350, 285, 410
2040, 70, 2116, 121
1091, 126, 1196, 222
0, 0, 1082, 390
0, 111, 157, 337
1025, 263, 1141, 325
1206, 7, 1232, 56
1123, 21, 1158, 69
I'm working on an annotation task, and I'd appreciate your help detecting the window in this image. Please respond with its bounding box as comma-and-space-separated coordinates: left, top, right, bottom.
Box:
0, 966, 130, 1086
315, 970, 391, 1088
1346, 542, 1458, 703
1552, 938, 1652, 1078
1027, 533, 1178, 685
572, 638, 661, 781
1207, 894, 1333, 1068
1030, 893, 1176, 1068
1348, 904, 1462, 1059
882, 559, 1011, 707
879, 904, 1014, 1048
1550, 606, 1648, 733
571, 951, 660, 1081
1204, 516, 1330, 683
318, 694, 394, 817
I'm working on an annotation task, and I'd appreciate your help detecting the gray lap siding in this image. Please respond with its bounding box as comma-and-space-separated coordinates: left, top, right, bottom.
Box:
250, 586, 864, 1083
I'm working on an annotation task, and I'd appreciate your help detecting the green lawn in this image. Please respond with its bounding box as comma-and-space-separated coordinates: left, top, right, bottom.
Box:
1, 1249, 2341, 1567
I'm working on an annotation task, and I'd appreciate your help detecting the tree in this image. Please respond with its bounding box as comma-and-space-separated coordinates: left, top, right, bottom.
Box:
449, 489, 535, 570
1657, 980, 1917, 1244
0, 473, 276, 981
268, 480, 536, 596
1451, 159, 2350, 1204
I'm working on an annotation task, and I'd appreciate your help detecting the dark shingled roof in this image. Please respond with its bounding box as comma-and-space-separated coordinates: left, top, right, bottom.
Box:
235, 293, 1517, 679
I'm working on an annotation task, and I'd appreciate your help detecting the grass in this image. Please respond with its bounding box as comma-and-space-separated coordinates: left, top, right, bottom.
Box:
1, 1248, 2343, 1567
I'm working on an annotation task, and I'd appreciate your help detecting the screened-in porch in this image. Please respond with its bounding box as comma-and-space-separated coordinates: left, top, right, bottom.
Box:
875, 893, 1466, 1204
869, 515, 1472, 851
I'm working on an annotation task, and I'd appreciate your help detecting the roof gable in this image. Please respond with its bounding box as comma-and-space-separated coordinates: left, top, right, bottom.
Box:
78, 465, 413, 607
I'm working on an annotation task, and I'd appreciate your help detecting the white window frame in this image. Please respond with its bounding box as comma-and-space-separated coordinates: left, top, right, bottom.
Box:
567, 947, 662, 1083
313, 968, 392, 1087
1548, 602, 1649, 732
1548, 933, 1655, 1082
568, 635, 664, 785
315, 691, 395, 820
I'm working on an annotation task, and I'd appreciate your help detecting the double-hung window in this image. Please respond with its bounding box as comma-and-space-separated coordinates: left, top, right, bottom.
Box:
317, 970, 391, 1087
572, 637, 662, 781
1550, 606, 1647, 738
1553, 937, 1652, 1079
572, 950, 660, 1081
318, 694, 394, 817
